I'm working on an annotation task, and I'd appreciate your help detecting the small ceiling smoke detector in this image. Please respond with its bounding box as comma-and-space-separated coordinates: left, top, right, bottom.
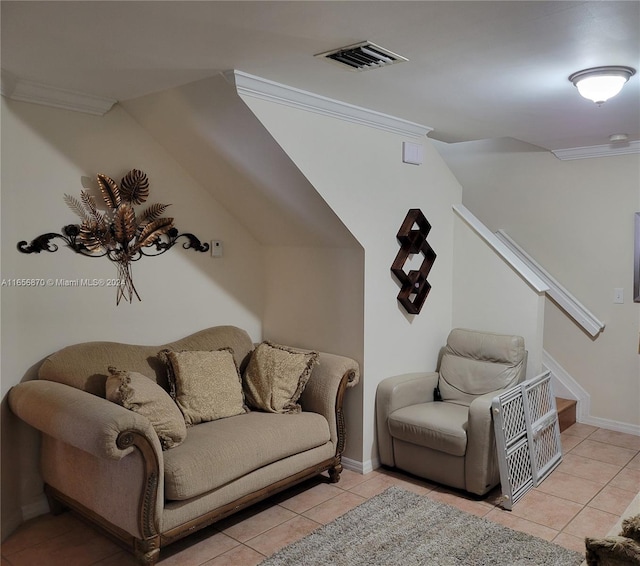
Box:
316, 41, 408, 71
609, 133, 629, 143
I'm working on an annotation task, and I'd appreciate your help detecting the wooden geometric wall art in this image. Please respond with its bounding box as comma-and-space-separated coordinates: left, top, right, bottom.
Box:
391, 208, 436, 314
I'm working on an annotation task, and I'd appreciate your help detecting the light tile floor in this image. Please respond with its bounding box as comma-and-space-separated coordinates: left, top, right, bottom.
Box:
2, 424, 639, 566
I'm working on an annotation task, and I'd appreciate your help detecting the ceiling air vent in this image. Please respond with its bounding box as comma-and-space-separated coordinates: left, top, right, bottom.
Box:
316, 41, 408, 71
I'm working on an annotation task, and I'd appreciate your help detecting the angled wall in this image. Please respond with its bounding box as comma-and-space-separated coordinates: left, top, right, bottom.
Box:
236, 74, 463, 468
121, 74, 356, 249
121, 74, 365, 459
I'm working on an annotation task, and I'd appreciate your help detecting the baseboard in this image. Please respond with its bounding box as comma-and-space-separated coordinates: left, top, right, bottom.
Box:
22, 494, 49, 521
341, 456, 379, 475
579, 415, 640, 437
543, 350, 639, 437
0, 496, 48, 541
542, 350, 591, 421
1, 508, 24, 542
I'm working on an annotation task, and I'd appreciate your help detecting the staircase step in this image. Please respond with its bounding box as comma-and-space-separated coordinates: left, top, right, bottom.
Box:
556, 397, 577, 432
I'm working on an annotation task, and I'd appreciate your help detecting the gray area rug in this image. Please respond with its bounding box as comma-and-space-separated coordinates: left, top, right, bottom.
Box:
259, 486, 584, 566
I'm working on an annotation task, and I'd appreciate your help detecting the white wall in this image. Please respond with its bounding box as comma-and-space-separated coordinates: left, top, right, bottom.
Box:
121, 75, 367, 458
0, 97, 264, 537
263, 246, 365, 459
263, 246, 364, 358
121, 75, 356, 249
438, 139, 640, 429
241, 95, 463, 468
453, 214, 546, 379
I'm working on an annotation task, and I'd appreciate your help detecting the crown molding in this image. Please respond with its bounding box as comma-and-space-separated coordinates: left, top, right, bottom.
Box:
224, 69, 432, 139
552, 140, 640, 160
1, 70, 117, 115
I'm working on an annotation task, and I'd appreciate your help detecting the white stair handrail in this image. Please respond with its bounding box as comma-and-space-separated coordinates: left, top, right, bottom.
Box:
452, 205, 548, 293
495, 230, 605, 337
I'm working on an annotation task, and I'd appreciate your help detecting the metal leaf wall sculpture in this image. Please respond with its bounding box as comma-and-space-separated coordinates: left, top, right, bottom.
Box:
18, 169, 209, 304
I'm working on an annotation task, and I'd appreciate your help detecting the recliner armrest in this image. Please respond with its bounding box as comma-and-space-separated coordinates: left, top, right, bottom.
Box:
375, 372, 439, 467
465, 391, 502, 495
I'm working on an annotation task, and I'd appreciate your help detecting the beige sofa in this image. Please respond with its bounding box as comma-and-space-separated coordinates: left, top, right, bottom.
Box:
8, 326, 359, 565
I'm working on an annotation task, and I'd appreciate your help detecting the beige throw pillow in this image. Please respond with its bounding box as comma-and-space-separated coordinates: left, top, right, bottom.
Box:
105, 367, 187, 450
161, 349, 247, 426
243, 341, 319, 414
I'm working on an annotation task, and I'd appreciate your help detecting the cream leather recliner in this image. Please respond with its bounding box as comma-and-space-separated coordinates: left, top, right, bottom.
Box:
376, 328, 526, 496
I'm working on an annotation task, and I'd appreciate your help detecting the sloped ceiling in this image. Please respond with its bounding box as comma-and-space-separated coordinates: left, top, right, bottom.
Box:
122, 73, 359, 247
1, 1, 639, 151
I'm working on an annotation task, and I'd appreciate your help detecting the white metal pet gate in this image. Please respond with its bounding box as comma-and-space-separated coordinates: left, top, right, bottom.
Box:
492, 370, 563, 510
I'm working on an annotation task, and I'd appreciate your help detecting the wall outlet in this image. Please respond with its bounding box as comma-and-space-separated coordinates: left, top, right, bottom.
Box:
614, 288, 624, 304
211, 240, 223, 258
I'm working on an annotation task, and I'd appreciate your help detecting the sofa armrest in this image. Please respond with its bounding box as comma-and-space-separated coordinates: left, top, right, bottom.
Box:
465, 391, 500, 496
9, 380, 163, 461
375, 372, 439, 467
9, 379, 164, 543
300, 352, 359, 454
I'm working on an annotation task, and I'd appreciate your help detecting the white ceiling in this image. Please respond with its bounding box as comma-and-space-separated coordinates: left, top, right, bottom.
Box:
2, 1, 639, 151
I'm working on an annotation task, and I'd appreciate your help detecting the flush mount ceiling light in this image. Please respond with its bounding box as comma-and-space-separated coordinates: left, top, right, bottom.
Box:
569, 66, 636, 104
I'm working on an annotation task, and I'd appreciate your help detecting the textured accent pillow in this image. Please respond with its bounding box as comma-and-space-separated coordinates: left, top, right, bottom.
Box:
160, 348, 248, 426
105, 367, 187, 450
243, 341, 319, 414
585, 535, 640, 565
157, 348, 178, 399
